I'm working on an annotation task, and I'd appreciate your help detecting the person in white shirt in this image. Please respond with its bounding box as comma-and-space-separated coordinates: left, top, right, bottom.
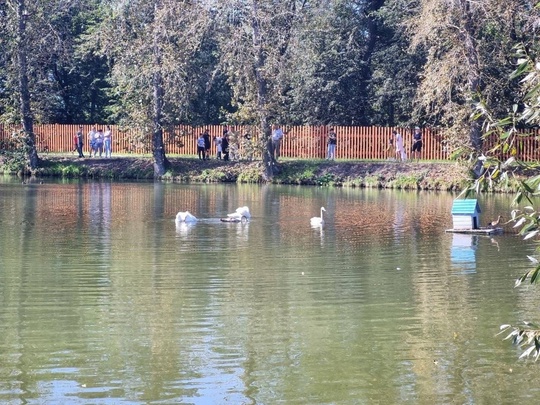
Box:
87, 126, 97, 157
271, 125, 284, 161
214, 134, 222, 159
394, 130, 406, 161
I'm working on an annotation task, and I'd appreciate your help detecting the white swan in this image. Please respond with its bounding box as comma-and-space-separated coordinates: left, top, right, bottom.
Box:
175, 211, 198, 223
226, 206, 251, 221
310, 207, 326, 227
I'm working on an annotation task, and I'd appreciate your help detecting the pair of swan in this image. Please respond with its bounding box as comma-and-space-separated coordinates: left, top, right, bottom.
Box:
310, 207, 326, 227
177, 206, 324, 226
175, 206, 251, 223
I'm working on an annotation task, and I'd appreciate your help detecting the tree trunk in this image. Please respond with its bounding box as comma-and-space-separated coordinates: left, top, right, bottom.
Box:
251, 0, 274, 180
151, 5, 169, 177
17, 0, 39, 170
461, 0, 483, 152
152, 70, 169, 177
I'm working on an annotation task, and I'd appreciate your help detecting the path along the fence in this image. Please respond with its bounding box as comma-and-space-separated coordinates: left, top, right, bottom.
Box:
1, 124, 539, 161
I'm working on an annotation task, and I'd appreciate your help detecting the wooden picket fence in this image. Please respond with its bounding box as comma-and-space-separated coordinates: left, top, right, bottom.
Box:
1, 123, 539, 161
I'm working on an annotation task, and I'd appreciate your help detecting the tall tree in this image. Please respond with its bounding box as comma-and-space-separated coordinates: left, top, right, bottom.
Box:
368, 0, 424, 126
286, 1, 370, 125
1, 0, 45, 169
283, 0, 424, 127
0, 0, 102, 168
407, 0, 534, 154
214, 0, 311, 178
465, 4, 540, 360
14, 0, 38, 168
96, 0, 211, 176
50, 0, 111, 124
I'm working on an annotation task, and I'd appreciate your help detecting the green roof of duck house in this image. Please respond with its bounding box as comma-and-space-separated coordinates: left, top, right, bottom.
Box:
451, 199, 481, 215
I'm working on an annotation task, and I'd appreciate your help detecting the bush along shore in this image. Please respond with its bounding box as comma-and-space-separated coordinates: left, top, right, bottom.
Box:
0, 154, 478, 191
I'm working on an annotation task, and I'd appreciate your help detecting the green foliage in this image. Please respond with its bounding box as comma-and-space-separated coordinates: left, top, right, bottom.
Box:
274, 163, 317, 185
468, 36, 540, 359
198, 169, 228, 183
391, 174, 422, 190
342, 176, 364, 188
0, 132, 32, 173
60, 164, 82, 177
499, 323, 540, 361
0, 150, 28, 174
316, 173, 335, 186
363, 174, 382, 188
237, 168, 263, 183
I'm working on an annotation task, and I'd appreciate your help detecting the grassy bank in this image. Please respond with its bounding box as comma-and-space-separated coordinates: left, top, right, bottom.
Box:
0, 153, 476, 191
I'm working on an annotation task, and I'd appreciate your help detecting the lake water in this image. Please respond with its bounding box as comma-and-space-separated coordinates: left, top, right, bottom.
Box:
1, 177, 539, 404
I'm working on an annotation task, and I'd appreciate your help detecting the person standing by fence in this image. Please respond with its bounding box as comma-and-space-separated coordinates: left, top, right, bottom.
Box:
214, 133, 223, 159
75, 126, 84, 158
202, 128, 211, 160
387, 132, 394, 159
327, 127, 337, 160
88, 126, 97, 157
411, 126, 422, 161
222, 131, 230, 161
197, 133, 206, 160
95, 128, 104, 157
271, 124, 284, 161
394, 130, 406, 161
103, 126, 112, 158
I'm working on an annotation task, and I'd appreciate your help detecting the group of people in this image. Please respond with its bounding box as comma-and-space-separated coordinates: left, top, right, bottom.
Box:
389, 127, 423, 161
197, 128, 231, 161
197, 125, 423, 162
325, 126, 423, 162
72, 124, 422, 162
74, 126, 113, 158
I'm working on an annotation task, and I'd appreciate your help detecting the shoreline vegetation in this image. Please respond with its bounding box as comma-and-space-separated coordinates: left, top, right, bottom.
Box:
1, 154, 476, 191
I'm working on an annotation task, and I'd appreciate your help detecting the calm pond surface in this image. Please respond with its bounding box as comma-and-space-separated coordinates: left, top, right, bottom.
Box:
1, 177, 540, 404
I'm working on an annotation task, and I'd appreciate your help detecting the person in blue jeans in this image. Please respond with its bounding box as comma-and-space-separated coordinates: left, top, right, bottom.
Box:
95, 129, 104, 157
327, 127, 337, 160
197, 133, 206, 160
88, 126, 97, 157
104, 126, 112, 158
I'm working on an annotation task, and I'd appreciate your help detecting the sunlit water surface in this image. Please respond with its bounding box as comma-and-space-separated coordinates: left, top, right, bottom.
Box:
1, 178, 540, 404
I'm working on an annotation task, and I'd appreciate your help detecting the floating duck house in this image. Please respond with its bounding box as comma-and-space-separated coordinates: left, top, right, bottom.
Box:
451, 199, 481, 230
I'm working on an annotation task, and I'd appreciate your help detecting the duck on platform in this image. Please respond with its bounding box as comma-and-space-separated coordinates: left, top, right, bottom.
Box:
488, 215, 502, 228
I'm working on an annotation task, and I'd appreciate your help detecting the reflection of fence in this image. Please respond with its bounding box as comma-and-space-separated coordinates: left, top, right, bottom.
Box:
1, 123, 540, 161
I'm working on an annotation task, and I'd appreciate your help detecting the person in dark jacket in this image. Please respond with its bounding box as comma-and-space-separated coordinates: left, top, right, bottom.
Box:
411, 126, 423, 161
202, 128, 211, 160
222, 130, 230, 161
75, 126, 84, 157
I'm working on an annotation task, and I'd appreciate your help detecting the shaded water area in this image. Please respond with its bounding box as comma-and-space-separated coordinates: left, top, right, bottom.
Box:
1, 177, 540, 404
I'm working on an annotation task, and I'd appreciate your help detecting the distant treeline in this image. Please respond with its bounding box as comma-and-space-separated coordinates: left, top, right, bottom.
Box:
1, 1, 538, 133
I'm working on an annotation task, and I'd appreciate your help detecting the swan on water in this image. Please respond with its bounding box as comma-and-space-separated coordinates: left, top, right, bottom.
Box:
225, 206, 251, 221
310, 207, 326, 227
175, 211, 198, 223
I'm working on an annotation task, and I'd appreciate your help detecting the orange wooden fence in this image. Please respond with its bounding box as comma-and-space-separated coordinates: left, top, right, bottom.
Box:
1, 123, 539, 161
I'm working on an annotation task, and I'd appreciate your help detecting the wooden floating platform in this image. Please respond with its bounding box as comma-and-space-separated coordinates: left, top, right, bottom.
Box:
445, 227, 503, 235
